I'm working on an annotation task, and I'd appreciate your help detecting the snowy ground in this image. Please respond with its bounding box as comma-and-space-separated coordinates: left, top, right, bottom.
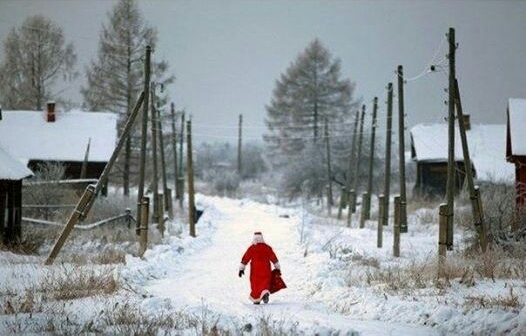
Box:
0, 193, 524, 334
121, 194, 525, 335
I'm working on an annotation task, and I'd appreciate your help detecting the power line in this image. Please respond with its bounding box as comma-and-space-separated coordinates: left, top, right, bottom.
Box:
394, 35, 448, 83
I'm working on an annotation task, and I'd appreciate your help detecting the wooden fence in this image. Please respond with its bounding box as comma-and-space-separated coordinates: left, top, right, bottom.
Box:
22, 208, 135, 230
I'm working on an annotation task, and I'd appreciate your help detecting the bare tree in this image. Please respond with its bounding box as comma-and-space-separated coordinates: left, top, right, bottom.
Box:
0, 15, 77, 110
81, 0, 174, 196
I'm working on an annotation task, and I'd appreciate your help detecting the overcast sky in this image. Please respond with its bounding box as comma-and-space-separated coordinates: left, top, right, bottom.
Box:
1, 0, 526, 143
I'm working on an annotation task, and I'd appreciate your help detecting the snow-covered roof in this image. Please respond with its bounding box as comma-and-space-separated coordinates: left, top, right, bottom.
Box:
0, 110, 118, 165
410, 123, 514, 183
507, 98, 526, 156
0, 146, 33, 180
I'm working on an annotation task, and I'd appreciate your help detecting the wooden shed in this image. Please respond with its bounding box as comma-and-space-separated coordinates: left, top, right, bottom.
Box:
411, 118, 513, 198
0, 146, 33, 244
506, 98, 526, 206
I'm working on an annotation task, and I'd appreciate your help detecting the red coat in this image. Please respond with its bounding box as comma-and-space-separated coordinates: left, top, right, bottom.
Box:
241, 242, 278, 302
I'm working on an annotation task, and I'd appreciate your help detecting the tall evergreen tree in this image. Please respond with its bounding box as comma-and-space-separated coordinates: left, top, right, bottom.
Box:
82, 0, 173, 196
0, 15, 77, 110
264, 39, 358, 198
264, 39, 357, 164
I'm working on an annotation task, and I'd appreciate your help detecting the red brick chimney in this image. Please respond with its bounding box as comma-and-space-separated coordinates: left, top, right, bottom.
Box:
46, 101, 56, 122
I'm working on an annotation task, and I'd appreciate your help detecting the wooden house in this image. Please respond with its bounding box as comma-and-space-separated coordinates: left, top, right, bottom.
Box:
410, 116, 513, 197
0, 146, 33, 244
506, 98, 526, 206
0, 102, 118, 181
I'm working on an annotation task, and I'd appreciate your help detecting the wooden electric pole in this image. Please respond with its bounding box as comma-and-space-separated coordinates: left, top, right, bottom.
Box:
454, 79, 487, 252
446, 27, 456, 250
157, 106, 173, 222
324, 118, 333, 214
137, 45, 151, 236
178, 112, 185, 208
362, 96, 378, 225
348, 104, 365, 225
339, 110, 359, 220
44, 91, 145, 265
187, 119, 196, 237
383, 83, 394, 227
397, 65, 408, 233
170, 103, 180, 204
150, 83, 160, 224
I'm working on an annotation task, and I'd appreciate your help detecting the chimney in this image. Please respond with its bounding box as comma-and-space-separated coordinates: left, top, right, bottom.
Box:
46, 101, 56, 122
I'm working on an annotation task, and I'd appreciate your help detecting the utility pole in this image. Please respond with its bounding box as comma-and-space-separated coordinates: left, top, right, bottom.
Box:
339, 110, 359, 220
150, 83, 160, 224
158, 106, 172, 222
397, 65, 408, 233
124, 43, 133, 197
170, 102, 180, 203
383, 83, 393, 227
446, 27, 456, 250
178, 112, 185, 208
349, 104, 365, 224
324, 117, 333, 214
44, 91, 145, 265
187, 119, 196, 237
362, 97, 378, 224
238, 114, 242, 176
137, 45, 151, 236
454, 78, 487, 252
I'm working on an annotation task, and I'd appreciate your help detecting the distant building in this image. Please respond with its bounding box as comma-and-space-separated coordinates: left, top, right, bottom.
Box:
506, 98, 526, 206
0, 102, 118, 181
0, 145, 33, 244
410, 115, 514, 197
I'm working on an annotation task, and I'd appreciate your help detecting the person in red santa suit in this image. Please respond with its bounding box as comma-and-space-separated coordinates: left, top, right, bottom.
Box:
238, 232, 281, 304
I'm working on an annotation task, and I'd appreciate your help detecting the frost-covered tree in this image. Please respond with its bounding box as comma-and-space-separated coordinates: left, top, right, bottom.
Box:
0, 15, 77, 110
264, 39, 357, 160
264, 39, 358, 198
82, 0, 173, 195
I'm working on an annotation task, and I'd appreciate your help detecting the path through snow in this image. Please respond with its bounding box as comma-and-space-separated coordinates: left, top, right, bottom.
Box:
144, 196, 437, 335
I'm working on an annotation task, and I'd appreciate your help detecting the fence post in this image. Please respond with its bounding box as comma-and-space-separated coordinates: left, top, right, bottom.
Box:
378, 194, 384, 248
139, 196, 149, 258
438, 203, 448, 277
360, 192, 369, 228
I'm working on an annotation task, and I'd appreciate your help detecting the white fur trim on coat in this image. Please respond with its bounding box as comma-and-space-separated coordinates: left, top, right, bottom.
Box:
250, 289, 270, 303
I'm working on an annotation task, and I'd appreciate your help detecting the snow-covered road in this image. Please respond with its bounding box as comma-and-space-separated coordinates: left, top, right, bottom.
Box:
142, 196, 436, 335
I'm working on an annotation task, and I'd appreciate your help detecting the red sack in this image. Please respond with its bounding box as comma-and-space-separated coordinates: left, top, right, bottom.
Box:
269, 269, 287, 294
